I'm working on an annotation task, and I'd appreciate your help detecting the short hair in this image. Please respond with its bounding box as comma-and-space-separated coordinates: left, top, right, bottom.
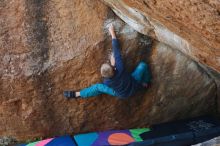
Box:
101, 63, 114, 78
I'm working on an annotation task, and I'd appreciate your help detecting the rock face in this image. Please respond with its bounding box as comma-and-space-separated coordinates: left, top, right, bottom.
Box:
102, 0, 220, 73
102, 0, 220, 121
0, 0, 218, 141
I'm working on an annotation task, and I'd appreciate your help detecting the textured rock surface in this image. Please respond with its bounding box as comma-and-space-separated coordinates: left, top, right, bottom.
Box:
0, 136, 16, 146
0, 0, 218, 141
102, 0, 220, 73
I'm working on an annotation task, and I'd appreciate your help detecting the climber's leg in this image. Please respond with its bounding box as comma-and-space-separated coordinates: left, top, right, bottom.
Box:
132, 62, 151, 84
79, 83, 116, 98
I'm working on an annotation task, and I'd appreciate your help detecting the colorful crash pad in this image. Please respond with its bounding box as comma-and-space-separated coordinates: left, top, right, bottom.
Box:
74, 132, 98, 146
26, 141, 40, 146
45, 136, 76, 146
128, 132, 194, 146
36, 138, 53, 146
17, 128, 150, 146
19, 128, 150, 146
74, 128, 150, 146
16, 138, 54, 146
130, 128, 150, 142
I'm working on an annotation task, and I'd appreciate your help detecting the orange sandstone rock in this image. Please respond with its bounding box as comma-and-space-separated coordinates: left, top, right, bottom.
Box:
0, 0, 217, 141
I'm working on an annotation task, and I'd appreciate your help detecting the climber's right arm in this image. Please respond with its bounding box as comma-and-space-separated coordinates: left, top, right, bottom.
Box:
109, 24, 124, 72
112, 39, 124, 72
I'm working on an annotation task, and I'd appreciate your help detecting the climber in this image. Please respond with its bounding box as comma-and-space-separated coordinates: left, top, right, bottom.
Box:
64, 24, 151, 99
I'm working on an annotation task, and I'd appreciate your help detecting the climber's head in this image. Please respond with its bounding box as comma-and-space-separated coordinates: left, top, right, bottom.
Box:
101, 63, 114, 78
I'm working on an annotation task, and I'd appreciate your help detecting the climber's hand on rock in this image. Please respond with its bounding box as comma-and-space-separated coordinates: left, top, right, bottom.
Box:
108, 24, 116, 39
108, 24, 114, 32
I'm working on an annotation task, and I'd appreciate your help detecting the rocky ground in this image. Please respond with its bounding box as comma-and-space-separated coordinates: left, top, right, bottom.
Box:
0, 136, 17, 146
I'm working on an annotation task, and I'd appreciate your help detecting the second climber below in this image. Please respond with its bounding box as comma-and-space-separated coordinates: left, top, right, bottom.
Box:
64, 24, 151, 99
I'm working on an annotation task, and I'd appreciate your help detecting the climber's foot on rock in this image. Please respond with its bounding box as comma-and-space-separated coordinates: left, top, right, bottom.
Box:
64, 91, 77, 99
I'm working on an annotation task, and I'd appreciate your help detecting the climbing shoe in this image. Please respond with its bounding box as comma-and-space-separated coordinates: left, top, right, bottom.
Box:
64, 91, 76, 99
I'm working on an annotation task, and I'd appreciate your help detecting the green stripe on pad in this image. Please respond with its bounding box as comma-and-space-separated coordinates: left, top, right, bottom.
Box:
130, 128, 150, 142
26, 141, 40, 146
